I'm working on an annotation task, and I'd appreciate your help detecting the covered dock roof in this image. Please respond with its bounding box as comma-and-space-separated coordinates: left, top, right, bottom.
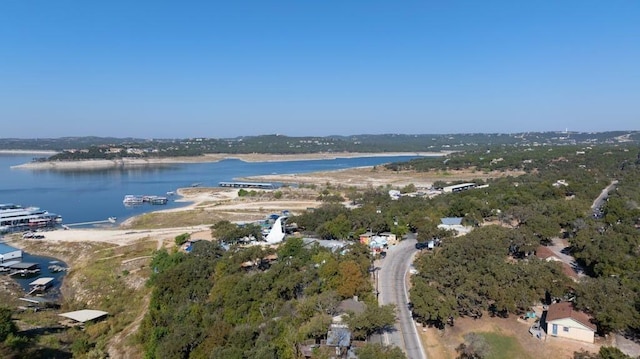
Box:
59, 309, 108, 323
9, 262, 39, 270
0, 260, 20, 268
29, 277, 54, 287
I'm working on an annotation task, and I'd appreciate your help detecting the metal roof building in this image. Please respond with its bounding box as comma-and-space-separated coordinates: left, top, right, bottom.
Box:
59, 309, 109, 323
0, 242, 22, 263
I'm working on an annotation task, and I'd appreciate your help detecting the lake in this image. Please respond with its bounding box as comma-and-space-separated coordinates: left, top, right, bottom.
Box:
0, 153, 424, 225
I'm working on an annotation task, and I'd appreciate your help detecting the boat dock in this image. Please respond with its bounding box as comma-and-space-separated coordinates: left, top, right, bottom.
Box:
219, 181, 276, 189
28, 277, 54, 295
65, 218, 115, 227
123, 195, 168, 206
7, 262, 40, 276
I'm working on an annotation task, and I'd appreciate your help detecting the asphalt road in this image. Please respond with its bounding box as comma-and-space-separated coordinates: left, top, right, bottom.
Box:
591, 180, 618, 212
377, 235, 427, 359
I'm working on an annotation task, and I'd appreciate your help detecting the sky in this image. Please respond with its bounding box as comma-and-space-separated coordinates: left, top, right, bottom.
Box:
1, 0, 639, 139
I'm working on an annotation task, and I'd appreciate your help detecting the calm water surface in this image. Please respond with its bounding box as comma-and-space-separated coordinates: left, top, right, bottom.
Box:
0, 154, 423, 225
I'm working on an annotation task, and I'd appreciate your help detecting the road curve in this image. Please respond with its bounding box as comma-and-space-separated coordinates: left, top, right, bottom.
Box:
377, 236, 427, 359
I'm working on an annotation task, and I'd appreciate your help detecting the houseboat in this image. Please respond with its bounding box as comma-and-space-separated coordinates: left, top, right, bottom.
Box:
122, 195, 144, 205
145, 196, 168, 205
0, 204, 61, 233
123, 195, 168, 206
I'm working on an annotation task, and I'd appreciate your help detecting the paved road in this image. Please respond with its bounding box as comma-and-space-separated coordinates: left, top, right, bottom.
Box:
547, 180, 620, 278
377, 236, 427, 359
591, 180, 618, 211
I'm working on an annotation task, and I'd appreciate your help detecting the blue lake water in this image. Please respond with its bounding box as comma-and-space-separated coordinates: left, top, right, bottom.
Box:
0, 153, 423, 225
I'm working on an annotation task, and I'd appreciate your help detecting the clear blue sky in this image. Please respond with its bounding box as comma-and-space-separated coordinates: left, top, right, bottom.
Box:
1, 0, 638, 138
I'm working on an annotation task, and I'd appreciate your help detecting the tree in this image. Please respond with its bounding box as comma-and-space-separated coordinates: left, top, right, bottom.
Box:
336, 260, 368, 298
174, 232, 190, 246
456, 333, 489, 359
574, 277, 640, 333
346, 305, 396, 340
574, 347, 635, 359
356, 343, 407, 359
0, 307, 17, 342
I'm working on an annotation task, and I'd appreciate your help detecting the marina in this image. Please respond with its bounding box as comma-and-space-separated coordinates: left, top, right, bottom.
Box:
1, 153, 424, 227
0, 249, 69, 300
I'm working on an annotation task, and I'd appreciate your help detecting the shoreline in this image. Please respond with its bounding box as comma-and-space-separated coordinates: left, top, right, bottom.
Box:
10, 151, 447, 170
0, 150, 58, 155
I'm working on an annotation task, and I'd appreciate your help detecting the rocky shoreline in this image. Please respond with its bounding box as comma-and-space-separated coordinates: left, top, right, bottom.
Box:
10, 151, 446, 170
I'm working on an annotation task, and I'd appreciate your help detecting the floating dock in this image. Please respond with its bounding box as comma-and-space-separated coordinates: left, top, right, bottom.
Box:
219, 181, 276, 189
28, 277, 54, 294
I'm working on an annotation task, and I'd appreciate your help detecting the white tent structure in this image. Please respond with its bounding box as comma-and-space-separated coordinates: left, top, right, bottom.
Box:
59, 309, 108, 323
265, 216, 287, 244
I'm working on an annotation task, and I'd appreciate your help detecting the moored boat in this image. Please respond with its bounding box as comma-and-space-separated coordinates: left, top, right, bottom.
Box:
122, 195, 144, 205
0, 203, 61, 232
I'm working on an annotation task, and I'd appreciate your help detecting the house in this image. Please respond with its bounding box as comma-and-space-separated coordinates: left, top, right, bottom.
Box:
379, 232, 398, 246
359, 232, 375, 245
438, 217, 469, 235
0, 243, 22, 263
535, 246, 580, 281
545, 302, 597, 343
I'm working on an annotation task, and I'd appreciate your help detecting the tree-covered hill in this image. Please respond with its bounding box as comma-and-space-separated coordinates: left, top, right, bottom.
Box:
1, 131, 638, 161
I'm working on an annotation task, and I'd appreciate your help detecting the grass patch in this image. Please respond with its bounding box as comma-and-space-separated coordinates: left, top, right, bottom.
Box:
126, 210, 216, 229
478, 332, 531, 359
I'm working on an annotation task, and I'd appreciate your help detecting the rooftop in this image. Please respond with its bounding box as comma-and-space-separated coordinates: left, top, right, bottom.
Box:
59, 309, 109, 323
29, 277, 54, 286
9, 262, 39, 270
546, 302, 597, 332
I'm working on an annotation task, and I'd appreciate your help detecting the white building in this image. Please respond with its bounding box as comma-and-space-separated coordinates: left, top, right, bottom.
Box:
545, 302, 597, 343
442, 183, 476, 193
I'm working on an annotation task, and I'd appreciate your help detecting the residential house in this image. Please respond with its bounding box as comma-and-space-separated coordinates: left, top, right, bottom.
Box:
545, 302, 597, 343
359, 232, 375, 245
535, 246, 579, 281
438, 217, 470, 235
378, 232, 398, 246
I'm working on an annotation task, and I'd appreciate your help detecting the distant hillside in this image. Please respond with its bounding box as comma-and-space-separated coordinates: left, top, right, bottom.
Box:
0, 131, 638, 161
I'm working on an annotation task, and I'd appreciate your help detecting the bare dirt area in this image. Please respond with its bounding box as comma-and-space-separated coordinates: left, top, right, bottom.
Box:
421, 315, 606, 359
239, 166, 524, 189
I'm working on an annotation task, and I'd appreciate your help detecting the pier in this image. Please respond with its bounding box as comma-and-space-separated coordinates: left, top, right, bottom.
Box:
64, 217, 117, 227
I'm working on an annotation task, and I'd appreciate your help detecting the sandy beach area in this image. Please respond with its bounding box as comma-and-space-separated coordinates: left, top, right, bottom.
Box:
10, 151, 446, 170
